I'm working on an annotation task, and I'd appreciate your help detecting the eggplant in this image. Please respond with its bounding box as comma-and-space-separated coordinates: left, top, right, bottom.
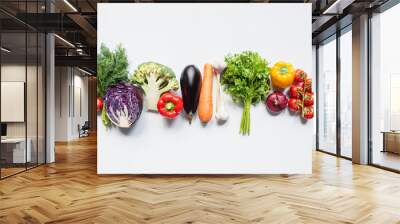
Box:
180, 65, 202, 123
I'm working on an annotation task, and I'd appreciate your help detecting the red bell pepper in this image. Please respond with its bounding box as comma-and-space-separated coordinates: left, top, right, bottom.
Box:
157, 93, 183, 119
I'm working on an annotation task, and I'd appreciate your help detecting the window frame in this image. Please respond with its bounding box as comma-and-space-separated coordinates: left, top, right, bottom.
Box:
367, 1, 400, 173
315, 24, 353, 161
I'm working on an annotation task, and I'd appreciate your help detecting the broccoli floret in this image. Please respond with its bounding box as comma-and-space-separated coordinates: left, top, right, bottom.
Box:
131, 62, 179, 111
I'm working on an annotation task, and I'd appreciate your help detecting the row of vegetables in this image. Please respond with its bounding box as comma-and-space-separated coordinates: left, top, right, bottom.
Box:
97, 44, 314, 136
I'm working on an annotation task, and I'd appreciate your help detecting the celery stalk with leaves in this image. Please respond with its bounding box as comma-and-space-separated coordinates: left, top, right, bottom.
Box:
221, 51, 270, 135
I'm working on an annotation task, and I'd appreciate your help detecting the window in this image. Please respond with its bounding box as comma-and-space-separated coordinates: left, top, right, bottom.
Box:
340, 29, 352, 158
317, 36, 337, 155
316, 26, 353, 159
370, 3, 400, 171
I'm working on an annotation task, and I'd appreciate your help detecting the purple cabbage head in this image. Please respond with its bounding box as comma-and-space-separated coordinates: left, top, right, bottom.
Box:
103, 82, 143, 128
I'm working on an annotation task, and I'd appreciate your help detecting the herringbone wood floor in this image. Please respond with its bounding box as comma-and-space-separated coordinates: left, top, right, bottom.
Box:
1, 135, 400, 224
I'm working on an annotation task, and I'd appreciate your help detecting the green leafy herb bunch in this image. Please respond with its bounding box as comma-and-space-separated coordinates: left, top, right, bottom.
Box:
222, 51, 270, 135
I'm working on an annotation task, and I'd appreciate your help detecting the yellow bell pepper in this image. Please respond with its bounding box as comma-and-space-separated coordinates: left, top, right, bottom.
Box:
270, 61, 295, 89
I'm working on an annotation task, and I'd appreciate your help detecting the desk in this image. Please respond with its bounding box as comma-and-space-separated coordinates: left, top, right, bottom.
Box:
381, 131, 400, 154
1, 138, 31, 163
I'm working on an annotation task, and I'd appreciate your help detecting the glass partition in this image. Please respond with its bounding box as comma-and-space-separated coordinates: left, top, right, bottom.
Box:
0, 2, 46, 179
27, 0, 39, 170
340, 28, 352, 158
1, 31, 28, 177
317, 36, 337, 155
27, 31, 38, 169
370, 4, 400, 171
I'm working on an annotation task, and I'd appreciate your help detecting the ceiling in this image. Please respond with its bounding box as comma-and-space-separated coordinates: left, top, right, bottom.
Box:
0, 0, 392, 75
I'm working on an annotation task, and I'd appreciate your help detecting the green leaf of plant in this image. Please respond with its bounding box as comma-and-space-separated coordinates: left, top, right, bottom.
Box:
97, 44, 129, 97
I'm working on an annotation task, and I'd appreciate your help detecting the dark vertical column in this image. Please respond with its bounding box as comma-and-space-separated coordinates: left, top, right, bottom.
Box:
367, 11, 373, 165
36, 0, 39, 167
316, 45, 320, 150
25, 0, 28, 171
0, 20, 2, 179
336, 29, 341, 157
44, 0, 47, 164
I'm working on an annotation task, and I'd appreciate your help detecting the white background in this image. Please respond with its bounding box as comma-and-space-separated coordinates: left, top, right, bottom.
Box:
98, 3, 313, 174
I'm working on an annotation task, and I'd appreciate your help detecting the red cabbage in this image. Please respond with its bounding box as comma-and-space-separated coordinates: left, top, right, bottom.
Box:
103, 82, 143, 128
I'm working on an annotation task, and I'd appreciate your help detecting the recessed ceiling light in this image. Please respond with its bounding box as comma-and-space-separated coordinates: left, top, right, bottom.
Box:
1, 47, 11, 53
78, 67, 92, 76
322, 0, 354, 15
323, 0, 341, 14
54, 34, 75, 48
63, 0, 78, 12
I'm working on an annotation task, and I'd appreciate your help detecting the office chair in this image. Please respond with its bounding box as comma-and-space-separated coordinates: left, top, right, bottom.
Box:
79, 121, 90, 138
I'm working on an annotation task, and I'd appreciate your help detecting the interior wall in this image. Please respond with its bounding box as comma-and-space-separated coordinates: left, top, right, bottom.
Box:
1, 64, 40, 139
55, 66, 69, 141
55, 66, 89, 141
75, 70, 89, 138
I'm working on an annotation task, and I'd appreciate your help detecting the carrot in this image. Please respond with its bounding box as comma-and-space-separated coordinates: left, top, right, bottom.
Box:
198, 63, 213, 123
